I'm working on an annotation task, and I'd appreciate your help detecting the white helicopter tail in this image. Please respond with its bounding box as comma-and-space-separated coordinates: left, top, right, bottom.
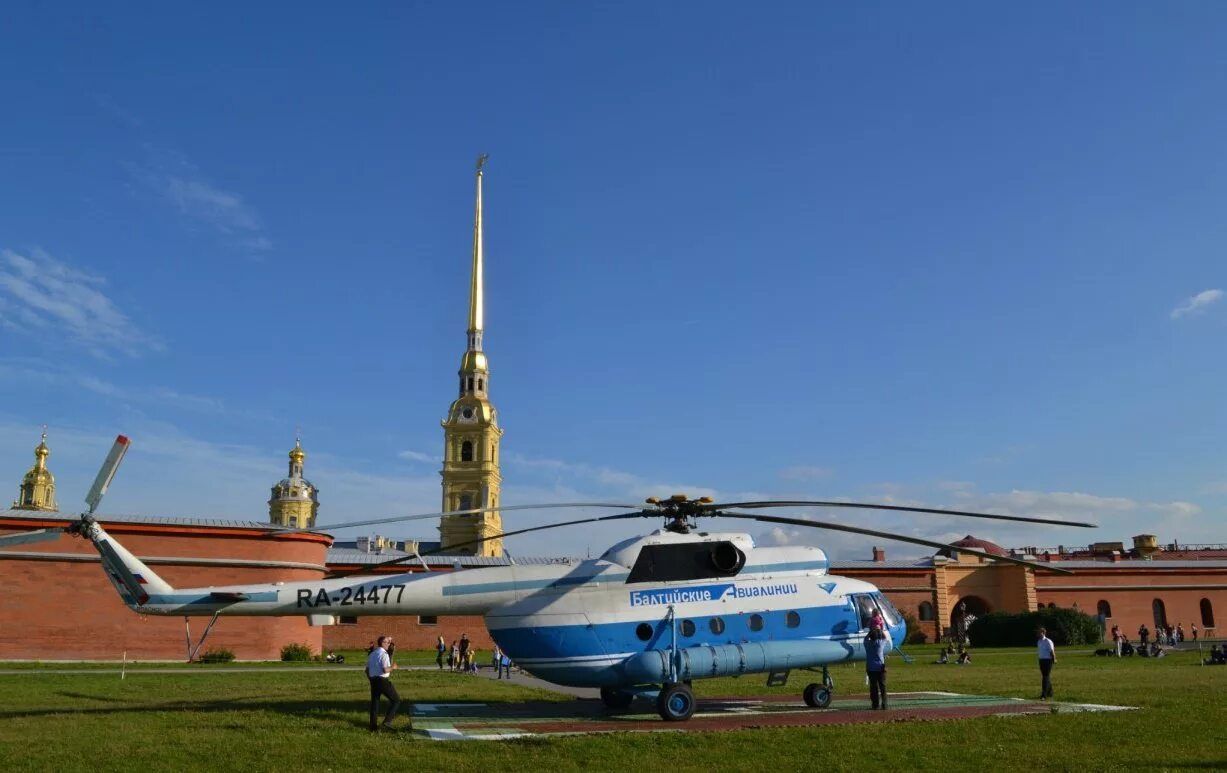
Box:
76, 517, 174, 607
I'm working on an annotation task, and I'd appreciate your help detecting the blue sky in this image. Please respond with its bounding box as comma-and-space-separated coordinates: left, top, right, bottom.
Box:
1, 2, 1224, 558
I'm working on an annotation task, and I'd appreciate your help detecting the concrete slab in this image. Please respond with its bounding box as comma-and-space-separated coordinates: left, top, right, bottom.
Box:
408, 691, 1134, 741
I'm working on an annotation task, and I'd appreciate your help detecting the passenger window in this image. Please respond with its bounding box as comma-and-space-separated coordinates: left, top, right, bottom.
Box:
749, 614, 764, 632
709, 617, 726, 635
681, 619, 696, 637
636, 623, 653, 641
786, 611, 801, 628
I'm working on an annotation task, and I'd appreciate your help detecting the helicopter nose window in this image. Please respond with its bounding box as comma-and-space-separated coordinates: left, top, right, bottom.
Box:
635, 623, 654, 641
681, 619, 696, 637
872, 593, 904, 627
748, 614, 764, 632
786, 611, 801, 628
709, 617, 726, 635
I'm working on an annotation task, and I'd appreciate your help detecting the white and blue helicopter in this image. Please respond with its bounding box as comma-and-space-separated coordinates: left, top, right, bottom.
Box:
0, 437, 1095, 721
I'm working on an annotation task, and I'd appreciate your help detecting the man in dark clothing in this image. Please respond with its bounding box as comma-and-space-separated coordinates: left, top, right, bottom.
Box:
459, 633, 471, 670
1037, 628, 1056, 700
865, 625, 889, 710
366, 635, 401, 731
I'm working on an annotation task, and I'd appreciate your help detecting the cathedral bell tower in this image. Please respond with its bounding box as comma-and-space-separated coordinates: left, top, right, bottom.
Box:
269, 437, 319, 529
440, 155, 504, 556
13, 430, 58, 512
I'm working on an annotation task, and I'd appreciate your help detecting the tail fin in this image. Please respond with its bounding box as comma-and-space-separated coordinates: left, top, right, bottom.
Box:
74, 517, 173, 607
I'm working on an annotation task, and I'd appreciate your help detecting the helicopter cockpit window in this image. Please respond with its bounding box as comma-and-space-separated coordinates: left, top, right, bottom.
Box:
681, 619, 696, 637
854, 595, 878, 629
872, 593, 904, 628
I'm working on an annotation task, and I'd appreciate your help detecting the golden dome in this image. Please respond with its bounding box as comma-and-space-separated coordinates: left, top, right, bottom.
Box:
14, 431, 57, 511
289, 438, 305, 463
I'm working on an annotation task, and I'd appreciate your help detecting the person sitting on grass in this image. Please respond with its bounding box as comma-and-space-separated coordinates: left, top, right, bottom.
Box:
937, 649, 949, 664
956, 647, 972, 665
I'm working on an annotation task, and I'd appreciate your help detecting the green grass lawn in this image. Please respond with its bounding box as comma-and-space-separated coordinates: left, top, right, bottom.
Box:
1, 645, 1223, 772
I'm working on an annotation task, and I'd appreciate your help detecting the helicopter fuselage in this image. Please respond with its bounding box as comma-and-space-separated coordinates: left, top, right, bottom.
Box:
86, 522, 908, 689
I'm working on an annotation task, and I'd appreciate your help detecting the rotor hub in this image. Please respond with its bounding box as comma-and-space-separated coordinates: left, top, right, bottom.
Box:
645, 495, 714, 534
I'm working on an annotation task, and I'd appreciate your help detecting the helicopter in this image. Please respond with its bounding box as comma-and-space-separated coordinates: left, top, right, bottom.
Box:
0, 436, 1096, 721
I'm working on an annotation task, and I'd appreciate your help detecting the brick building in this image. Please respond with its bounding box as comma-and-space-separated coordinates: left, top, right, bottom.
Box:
3, 509, 1224, 660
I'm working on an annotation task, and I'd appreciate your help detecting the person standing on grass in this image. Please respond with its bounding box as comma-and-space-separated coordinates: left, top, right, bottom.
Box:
1037, 628, 1056, 700
366, 635, 401, 732
865, 624, 889, 710
436, 635, 446, 670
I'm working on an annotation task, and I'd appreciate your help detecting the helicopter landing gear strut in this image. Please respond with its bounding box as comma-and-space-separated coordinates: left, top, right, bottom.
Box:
183, 613, 221, 662
803, 666, 834, 709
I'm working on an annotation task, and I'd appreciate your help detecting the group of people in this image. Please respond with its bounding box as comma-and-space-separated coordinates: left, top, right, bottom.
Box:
1109, 623, 1198, 657
433, 634, 514, 677
935, 644, 972, 665
1204, 645, 1227, 666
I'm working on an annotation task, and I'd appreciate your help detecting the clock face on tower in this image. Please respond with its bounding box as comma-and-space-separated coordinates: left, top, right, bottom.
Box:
460, 406, 475, 422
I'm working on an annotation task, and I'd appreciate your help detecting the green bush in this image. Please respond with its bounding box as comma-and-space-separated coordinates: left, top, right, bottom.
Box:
968, 607, 1102, 647
198, 648, 235, 663
280, 643, 314, 662
901, 611, 928, 644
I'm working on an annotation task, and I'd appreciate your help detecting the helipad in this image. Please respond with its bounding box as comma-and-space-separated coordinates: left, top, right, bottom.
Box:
409, 691, 1133, 741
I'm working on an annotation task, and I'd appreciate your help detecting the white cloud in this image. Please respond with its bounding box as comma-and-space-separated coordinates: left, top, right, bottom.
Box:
1170, 288, 1223, 319
132, 148, 270, 252
0, 249, 162, 358
505, 452, 716, 503
0, 360, 232, 415
398, 450, 441, 464
161, 176, 263, 235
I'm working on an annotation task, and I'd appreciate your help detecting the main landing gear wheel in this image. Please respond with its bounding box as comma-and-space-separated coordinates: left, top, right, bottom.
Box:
600, 686, 634, 710
803, 683, 833, 708
657, 683, 696, 721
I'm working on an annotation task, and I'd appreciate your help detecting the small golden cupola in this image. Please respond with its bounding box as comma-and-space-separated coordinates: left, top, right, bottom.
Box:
268, 437, 319, 529
14, 430, 58, 512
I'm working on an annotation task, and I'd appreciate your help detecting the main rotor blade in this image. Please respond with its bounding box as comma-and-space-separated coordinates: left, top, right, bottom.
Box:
715, 511, 1075, 575
327, 510, 652, 576
710, 500, 1097, 529
282, 502, 641, 535
0, 528, 63, 549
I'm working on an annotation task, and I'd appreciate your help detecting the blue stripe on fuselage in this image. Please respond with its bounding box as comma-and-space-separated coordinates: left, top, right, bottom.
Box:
489, 602, 862, 663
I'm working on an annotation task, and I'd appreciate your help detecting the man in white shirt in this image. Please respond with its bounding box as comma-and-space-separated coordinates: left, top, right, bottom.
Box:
366, 635, 401, 731
1036, 627, 1056, 700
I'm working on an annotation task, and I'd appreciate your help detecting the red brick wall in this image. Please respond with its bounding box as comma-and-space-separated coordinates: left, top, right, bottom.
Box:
1035, 567, 1226, 637
0, 520, 329, 661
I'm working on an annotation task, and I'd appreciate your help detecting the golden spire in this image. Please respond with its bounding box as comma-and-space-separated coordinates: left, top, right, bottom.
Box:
467, 154, 487, 351
14, 428, 57, 511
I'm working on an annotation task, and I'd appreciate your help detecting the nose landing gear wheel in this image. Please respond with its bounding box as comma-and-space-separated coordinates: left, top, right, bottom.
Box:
600, 686, 634, 710
803, 682, 833, 708
657, 682, 696, 721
